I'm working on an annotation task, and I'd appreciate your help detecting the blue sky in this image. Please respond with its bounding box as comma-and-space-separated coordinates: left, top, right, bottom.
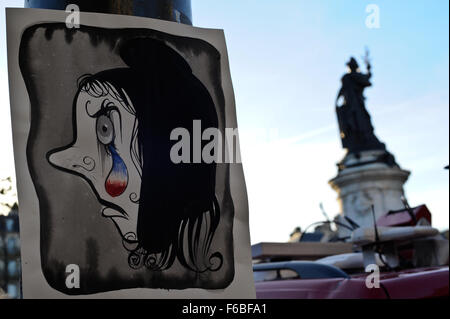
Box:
1, 1, 449, 243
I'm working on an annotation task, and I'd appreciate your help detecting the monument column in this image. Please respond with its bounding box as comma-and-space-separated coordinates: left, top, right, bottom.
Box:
329, 54, 410, 234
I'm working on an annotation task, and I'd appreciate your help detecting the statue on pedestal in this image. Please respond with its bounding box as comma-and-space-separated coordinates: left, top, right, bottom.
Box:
335, 51, 397, 170
330, 51, 410, 232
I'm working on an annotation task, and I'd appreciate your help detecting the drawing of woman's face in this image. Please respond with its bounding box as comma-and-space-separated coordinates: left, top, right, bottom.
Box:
49, 85, 141, 244
44, 35, 225, 274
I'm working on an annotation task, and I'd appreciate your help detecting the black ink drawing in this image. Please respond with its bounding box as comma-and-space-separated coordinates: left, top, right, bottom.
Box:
19, 24, 235, 294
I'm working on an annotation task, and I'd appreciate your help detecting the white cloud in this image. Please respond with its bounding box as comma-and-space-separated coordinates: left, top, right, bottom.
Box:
241, 129, 345, 243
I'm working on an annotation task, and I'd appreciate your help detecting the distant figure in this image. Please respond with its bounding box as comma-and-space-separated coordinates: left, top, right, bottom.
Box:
335, 54, 386, 154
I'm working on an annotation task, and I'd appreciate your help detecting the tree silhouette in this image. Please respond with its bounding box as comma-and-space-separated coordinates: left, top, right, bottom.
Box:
0, 177, 18, 212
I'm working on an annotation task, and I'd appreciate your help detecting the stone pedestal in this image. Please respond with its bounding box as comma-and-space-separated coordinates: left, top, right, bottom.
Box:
329, 150, 410, 236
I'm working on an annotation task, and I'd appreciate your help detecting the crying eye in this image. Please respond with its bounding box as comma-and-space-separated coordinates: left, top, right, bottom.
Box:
96, 115, 114, 145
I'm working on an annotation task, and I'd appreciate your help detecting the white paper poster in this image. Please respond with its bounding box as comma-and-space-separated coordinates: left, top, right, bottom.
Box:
6, 8, 254, 299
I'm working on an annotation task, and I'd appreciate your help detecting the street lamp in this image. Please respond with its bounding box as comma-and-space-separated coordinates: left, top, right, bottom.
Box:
24, 0, 193, 25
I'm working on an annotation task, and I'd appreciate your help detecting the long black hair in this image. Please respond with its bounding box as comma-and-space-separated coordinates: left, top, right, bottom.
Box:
78, 37, 222, 273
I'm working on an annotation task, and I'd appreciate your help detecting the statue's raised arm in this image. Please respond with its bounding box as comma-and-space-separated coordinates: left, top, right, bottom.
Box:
363, 48, 372, 78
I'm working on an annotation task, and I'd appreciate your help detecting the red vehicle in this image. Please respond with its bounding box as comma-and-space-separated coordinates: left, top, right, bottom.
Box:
254, 205, 449, 299
253, 261, 449, 299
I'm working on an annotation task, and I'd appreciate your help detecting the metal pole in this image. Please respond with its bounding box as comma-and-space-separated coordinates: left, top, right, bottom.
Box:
25, 0, 193, 25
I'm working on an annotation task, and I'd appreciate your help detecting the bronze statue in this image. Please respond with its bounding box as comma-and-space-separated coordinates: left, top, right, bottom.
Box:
336, 52, 385, 153
335, 51, 397, 169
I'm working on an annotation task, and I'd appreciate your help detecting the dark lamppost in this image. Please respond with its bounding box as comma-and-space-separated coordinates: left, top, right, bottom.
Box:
25, 0, 193, 25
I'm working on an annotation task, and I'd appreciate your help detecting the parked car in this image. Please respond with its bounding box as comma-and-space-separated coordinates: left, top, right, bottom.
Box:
253, 261, 449, 299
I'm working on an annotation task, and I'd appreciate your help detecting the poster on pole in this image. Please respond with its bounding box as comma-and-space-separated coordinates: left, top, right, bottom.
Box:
6, 8, 254, 299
